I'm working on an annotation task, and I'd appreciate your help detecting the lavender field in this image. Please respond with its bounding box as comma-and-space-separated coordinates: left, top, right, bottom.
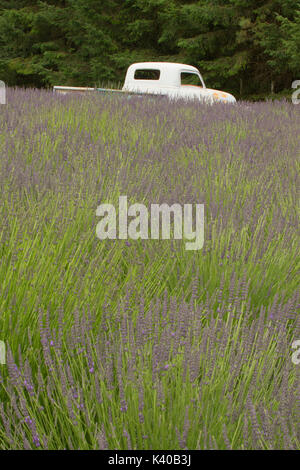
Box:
0, 88, 299, 449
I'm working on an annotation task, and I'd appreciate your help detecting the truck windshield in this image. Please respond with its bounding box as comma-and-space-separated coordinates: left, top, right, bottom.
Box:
181, 72, 203, 87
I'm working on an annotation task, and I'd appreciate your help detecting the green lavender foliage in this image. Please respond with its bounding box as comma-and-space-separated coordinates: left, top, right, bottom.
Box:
0, 88, 299, 449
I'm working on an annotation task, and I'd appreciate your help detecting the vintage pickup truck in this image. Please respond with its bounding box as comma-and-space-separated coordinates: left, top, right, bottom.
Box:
54, 62, 236, 104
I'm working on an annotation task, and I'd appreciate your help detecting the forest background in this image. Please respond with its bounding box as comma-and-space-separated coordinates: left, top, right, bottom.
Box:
0, 0, 300, 100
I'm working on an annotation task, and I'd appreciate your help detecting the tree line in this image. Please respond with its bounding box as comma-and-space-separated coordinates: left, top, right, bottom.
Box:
0, 0, 299, 99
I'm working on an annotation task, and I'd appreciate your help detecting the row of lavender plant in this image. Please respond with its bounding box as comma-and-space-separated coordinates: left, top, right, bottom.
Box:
0, 288, 299, 449
0, 88, 299, 448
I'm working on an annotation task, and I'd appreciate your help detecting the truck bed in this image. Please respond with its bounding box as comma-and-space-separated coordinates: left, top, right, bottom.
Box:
53, 86, 163, 98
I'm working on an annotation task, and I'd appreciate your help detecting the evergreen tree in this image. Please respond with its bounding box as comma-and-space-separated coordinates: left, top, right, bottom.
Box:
0, 0, 299, 97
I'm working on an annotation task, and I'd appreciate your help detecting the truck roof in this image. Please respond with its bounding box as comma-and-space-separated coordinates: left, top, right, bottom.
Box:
127, 62, 199, 73
124, 62, 204, 89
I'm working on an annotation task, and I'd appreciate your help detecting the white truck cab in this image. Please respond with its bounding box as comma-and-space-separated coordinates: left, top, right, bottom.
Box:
54, 61, 236, 104
122, 62, 236, 104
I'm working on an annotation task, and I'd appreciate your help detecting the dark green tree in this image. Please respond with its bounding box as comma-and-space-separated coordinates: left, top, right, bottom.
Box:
0, 0, 299, 97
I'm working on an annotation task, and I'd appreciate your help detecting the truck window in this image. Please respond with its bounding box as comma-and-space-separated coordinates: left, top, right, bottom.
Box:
181, 72, 203, 87
134, 69, 160, 80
